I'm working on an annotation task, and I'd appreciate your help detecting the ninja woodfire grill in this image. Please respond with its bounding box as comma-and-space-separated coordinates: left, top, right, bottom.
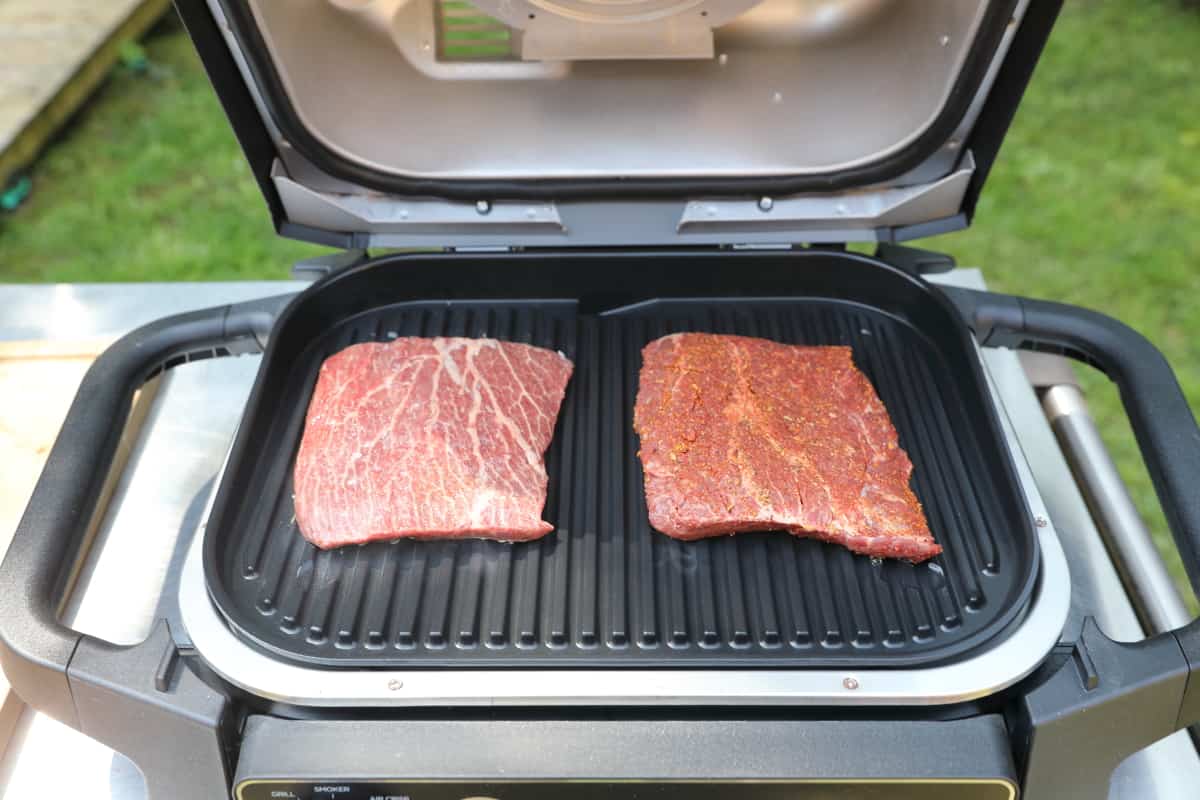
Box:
3, 1, 1200, 798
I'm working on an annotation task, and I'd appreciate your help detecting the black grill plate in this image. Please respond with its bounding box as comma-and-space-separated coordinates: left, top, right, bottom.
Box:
202, 252, 1039, 669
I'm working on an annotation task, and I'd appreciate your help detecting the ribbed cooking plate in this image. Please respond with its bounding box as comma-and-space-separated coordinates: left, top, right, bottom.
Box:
202, 252, 1039, 669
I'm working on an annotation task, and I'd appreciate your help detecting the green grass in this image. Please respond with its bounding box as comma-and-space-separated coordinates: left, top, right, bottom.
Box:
0, 18, 323, 281
2, 4, 1199, 606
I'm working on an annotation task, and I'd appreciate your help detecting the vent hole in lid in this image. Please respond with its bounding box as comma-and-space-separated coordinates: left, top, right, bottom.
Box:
437, 0, 517, 62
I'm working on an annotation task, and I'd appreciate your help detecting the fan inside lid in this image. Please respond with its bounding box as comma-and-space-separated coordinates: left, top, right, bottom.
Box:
331, 0, 893, 62
469, 0, 770, 61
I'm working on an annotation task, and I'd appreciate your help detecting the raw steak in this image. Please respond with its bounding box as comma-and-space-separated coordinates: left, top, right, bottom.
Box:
633, 333, 940, 561
294, 337, 573, 549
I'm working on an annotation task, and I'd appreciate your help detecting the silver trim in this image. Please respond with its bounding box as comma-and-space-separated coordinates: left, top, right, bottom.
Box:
677, 153, 974, 233
271, 163, 565, 236
942, 0, 1032, 168
273, 153, 974, 247
179, 356, 1070, 708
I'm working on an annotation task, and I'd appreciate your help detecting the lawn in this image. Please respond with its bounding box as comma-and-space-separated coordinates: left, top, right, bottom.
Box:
0, 18, 322, 281
1, 3, 1199, 606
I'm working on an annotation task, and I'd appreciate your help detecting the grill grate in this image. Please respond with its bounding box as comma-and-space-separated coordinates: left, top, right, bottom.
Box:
207, 297, 1036, 669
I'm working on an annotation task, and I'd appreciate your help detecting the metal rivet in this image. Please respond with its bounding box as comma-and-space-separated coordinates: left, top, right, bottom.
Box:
758, 197, 774, 212
843, 677, 859, 690
475, 200, 491, 215
387, 679, 404, 690
1035, 516, 1048, 528
718, 53, 729, 66
939, 34, 951, 46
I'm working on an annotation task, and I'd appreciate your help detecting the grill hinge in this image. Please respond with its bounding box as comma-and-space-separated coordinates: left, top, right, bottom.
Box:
291, 248, 369, 280
677, 153, 976, 242
875, 242, 957, 277
271, 161, 565, 249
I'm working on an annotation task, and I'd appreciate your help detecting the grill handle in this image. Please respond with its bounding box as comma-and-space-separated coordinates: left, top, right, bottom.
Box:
946, 286, 1200, 731
0, 294, 292, 730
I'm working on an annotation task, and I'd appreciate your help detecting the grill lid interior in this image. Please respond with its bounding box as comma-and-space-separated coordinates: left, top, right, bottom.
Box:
180, 0, 1059, 248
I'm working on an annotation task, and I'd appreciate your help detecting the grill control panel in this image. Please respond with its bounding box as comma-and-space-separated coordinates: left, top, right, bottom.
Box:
233, 718, 1019, 800
237, 780, 1017, 800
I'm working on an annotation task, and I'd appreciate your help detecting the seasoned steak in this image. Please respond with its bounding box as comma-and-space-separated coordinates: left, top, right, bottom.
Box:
633, 333, 939, 561
293, 337, 573, 549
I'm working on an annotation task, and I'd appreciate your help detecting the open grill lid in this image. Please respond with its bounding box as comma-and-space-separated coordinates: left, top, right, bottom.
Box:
176, 0, 1060, 249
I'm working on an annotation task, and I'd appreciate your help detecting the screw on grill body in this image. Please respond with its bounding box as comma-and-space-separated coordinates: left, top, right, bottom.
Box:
758, 197, 774, 212
1035, 516, 1049, 528
843, 677, 859, 690
475, 200, 492, 215
387, 679, 404, 691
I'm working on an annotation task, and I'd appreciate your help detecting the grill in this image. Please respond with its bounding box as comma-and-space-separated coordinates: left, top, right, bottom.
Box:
5, 1, 1200, 799
207, 281, 1037, 669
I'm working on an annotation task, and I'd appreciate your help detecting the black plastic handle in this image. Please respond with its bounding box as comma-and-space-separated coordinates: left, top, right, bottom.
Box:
945, 286, 1200, 730
0, 294, 292, 729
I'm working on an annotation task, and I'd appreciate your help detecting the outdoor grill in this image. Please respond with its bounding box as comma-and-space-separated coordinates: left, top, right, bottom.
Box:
3, 1, 1200, 799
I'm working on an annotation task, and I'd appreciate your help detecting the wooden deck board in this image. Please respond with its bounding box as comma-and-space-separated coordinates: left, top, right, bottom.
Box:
0, 0, 170, 189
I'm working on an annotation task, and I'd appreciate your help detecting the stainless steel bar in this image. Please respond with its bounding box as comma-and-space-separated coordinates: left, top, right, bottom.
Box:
1042, 383, 1194, 633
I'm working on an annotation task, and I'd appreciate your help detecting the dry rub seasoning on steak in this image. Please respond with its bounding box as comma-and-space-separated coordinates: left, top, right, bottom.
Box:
294, 337, 573, 549
633, 333, 940, 562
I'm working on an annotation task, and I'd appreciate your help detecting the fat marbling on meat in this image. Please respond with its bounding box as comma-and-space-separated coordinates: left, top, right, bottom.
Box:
294, 337, 573, 549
